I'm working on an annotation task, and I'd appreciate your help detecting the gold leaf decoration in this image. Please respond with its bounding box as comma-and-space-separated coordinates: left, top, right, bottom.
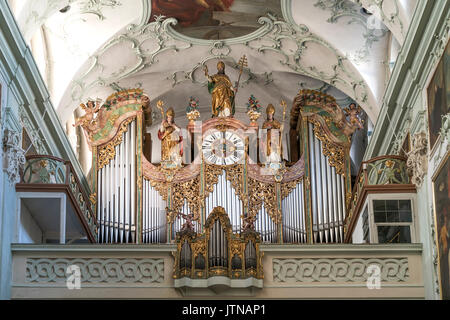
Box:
311, 119, 345, 175
97, 117, 135, 170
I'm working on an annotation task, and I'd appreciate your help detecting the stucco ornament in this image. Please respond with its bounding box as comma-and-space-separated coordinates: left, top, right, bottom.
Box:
2, 129, 26, 185
406, 131, 428, 187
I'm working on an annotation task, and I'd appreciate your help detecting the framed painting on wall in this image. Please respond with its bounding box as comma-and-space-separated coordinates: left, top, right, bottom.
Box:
427, 39, 450, 152
432, 151, 450, 299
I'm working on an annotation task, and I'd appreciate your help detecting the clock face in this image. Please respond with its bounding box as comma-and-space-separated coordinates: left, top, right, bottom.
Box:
202, 130, 245, 165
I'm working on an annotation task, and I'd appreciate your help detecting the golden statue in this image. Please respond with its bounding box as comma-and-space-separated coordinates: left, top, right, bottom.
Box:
204, 61, 235, 117
344, 103, 364, 130
261, 104, 283, 163
73, 99, 102, 136
157, 101, 183, 165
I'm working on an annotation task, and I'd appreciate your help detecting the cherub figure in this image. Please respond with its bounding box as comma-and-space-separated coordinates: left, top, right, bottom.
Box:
241, 215, 255, 232
73, 99, 102, 135
178, 212, 195, 232
344, 103, 364, 130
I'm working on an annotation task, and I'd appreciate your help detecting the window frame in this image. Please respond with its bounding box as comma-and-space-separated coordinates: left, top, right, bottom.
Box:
366, 193, 418, 244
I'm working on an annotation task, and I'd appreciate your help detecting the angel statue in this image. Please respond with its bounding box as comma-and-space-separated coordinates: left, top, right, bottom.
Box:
178, 212, 195, 232
157, 100, 183, 166
344, 103, 364, 130
73, 99, 102, 135
242, 215, 255, 232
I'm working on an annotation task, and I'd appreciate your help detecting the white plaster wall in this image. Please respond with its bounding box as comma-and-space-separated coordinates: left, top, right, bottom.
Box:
0, 87, 21, 300
352, 213, 365, 244
19, 202, 43, 244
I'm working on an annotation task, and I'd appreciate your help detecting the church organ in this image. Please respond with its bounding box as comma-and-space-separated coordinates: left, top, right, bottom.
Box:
85, 89, 359, 255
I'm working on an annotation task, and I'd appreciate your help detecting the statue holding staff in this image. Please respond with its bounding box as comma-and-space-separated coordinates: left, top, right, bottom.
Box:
157, 100, 183, 165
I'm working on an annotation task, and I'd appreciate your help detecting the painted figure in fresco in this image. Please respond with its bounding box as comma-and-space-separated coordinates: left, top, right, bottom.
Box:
73, 99, 102, 135
261, 104, 283, 163
344, 103, 364, 130
157, 105, 183, 165
150, 0, 234, 27
204, 61, 235, 118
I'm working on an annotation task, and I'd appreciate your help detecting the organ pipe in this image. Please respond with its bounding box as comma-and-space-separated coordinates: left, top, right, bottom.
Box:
97, 120, 137, 243
204, 170, 242, 233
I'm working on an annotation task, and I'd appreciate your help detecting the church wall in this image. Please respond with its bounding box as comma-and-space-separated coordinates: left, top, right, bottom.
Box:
0, 1, 94, 299
18, 202, 42, 244
351, 211, 365, 244
363, 0, 449, 299
0, 71, 22, 299
10, 243, 424, 299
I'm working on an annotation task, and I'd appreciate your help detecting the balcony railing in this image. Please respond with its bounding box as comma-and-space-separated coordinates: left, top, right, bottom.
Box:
344, 156, 415, 242
17, 155, 97, 242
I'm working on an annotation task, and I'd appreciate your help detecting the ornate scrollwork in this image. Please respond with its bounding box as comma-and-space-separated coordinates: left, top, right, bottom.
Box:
173, 206, 263, 283
204, 164, 224, 196
406, 131, 428, 187
97, 117, 135, 170
281, 177, 303, 200
3, 129, 26, 185
311, 119, 346, 175
225, 165, 245, 200
171, 176, 201, 223
247, 177, 279, 224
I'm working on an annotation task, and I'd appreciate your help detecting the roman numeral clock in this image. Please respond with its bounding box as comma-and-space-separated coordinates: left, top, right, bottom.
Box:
201, 130, 245, 165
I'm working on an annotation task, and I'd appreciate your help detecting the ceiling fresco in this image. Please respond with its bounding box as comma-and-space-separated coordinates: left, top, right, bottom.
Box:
149, 0, 282, 40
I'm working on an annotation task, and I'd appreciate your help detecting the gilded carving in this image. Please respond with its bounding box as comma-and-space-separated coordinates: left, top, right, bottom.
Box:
312, 118, 346, 175
281, 177, 303, 200
171, 176, 201, 222
173, 207, 263, 282
247, 177, 280, 224
97, 117, 135, 170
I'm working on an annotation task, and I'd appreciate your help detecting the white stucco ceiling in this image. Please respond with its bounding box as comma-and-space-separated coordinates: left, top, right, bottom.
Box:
9, 0, 418, 127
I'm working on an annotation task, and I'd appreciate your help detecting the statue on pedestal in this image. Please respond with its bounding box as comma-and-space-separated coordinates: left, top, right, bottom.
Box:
344, 103, 364, 131
261, 103, 283, 164
204, 61, 235, 118
177, 211, 195, 233
73, 99, 102, 136
157, 101, 183, 166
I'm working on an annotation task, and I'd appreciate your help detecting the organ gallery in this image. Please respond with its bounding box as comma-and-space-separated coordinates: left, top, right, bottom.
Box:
1, 0, 448, 301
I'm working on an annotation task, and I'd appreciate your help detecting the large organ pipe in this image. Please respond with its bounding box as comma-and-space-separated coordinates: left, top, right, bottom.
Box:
256, 203, 276, 243
97, 120, 138, 243
336, 168, 343, 243
130, 121, 135, 242
124, 126, 129, 243
281, 180, 306, 244
308, 124, 318, 242
142, 180, 167, 243
340, 175, 345, 240
204, 170, 242, 232
320, 140, 329, 243
326, 154, 334, 242
314, 129, 323, 243
293, 121, 348, 244
114, 146, 118, 243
